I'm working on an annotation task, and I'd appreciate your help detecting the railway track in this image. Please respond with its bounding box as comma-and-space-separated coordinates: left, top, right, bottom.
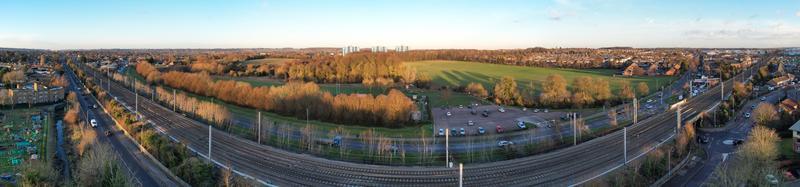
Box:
77, 62, 744, 186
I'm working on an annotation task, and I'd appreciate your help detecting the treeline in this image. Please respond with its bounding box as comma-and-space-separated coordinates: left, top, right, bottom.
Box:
484, 75, 649, 108
141, 63, 418, 127
275, 52, 419, 84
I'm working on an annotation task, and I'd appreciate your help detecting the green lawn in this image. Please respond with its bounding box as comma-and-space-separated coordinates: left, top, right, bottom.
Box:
780, 138, 799, 160
406, 60, 678, 94
241, 58, 296, 65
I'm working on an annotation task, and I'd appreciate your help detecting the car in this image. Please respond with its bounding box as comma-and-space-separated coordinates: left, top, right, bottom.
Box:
498, 108, 506, 113
751, 104, 756, 109
533, 108, 540, 113
761, 96, 766, 101
543, 109, 549, 113
522, 107, 527, 111
470, 110, 477, 115
646, 105, 654, 109
438, 129, 445, 136
477, 127, 485, 134
765, 174, 779, 185
90, 119, 98, 127
92, 104, 98, 109
744, 112, 751, 118
497, 141, 514, 147
459, 128, 465, 136
733, 139, 744, 146
647, 99, 653, 103
516, 121, 526, 129
450, 128, 457, 135
697, 136, 709, 144
105, 130, 112, 136
458, 105, 464, 109
496, 125, 504, 133
482, 111, 489, 117
446, 112, 452, 117
468, 120, 475, 126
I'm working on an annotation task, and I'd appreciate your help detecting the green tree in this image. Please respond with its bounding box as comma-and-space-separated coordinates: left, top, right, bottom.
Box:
493, 76, 523, 105
636, 82, 649, 97
540, 74, 570, 106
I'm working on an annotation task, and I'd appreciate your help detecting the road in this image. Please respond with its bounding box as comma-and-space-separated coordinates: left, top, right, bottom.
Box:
72, 58, 758, 186
665, 86, 786, 186
64, 64, 179, 187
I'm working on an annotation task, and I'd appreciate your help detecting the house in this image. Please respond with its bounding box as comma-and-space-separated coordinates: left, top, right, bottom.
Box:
664, 64, 681, 76
622, 63, 645, 76
768, 74, 795, 87
789, 120, 800, 153
780, 98, 800, 115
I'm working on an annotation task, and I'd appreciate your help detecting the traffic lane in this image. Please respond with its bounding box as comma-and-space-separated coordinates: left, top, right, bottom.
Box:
68, 67, 159, 187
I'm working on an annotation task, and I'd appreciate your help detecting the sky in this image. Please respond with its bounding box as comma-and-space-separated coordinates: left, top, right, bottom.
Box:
1, 0, 799, 49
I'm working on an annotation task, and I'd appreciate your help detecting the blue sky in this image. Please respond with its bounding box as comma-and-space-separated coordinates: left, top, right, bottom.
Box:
1, 0, 799, 49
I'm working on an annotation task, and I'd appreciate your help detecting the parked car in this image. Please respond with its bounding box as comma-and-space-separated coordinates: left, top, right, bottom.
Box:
446, 112, 452, 117
697, 136, 709, 144
482, 110, 489, 117
459, 128, 465, 136
438, 128, 445, 136
516, 121, 526, 129
744, 112, 751, 118
733, 139, 744, 146
90, 119, 98, 127
543, 109, 548, 113
498, 108, 506, 113
92, 104, 98, 109
761, 96, 766, 101
765, 174, 779, 185
458, 105, 464, 109
496, 125, 504, 133
471, 110, 477, 115
533, 109, 540, 113
497, 141, 514, 147
450, 128, 457, 135
105, 130, 112, 136
751, 104, 756, 109
478, 127, 485, 135
468, 120, 475, 126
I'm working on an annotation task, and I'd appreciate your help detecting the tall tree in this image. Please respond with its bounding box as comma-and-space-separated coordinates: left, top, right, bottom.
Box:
540, 74, 570, 106
493, 76, 523, 105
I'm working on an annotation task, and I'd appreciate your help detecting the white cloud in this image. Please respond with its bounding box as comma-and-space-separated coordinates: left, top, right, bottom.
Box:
796, 10, 800, 17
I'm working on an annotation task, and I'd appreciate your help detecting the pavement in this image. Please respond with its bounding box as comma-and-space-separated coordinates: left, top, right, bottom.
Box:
664, 84, 786, 186
65, 64, 179, 187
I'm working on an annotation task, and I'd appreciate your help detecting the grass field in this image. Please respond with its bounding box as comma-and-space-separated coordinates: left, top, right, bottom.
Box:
406, 60, 678, 94
241, 58, 296, 65
214, 76, 387, 95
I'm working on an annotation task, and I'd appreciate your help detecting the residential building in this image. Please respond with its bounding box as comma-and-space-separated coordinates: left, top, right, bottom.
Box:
780, 98, 800, 115
768, 74, 795, 87
790, 121, 800, 153
395, 45, 409, 52
341, 46, 360, 55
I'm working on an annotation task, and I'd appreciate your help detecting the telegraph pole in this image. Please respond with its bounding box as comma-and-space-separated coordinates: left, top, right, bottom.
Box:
258, 111, 262, 144
573, 113, 577, 145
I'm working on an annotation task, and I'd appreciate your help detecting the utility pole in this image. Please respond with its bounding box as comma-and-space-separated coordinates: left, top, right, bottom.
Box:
633, 97, 638, 125
135, 81, 138, 116
676, 106, 682, 132
573, 113, 577, 145
459, 163, 463, 187
208, 124, 212, 162
173, 89, 176, 112
623, 126, 627, 164
445, 129, 449, 167
258, 111, 262, 144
